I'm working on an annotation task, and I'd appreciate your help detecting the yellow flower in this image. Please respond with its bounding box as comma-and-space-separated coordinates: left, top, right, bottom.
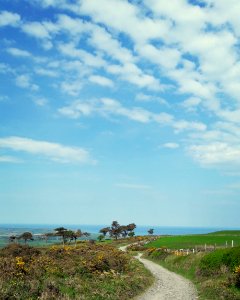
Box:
16, 256, 25, 268
235, 265, 240, 274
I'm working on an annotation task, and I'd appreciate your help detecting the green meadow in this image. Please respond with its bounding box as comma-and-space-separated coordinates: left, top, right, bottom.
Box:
146, 231, 240, 249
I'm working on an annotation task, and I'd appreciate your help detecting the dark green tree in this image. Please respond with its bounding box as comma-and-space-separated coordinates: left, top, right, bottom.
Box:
127, 223, 136, 236
54, 227, 68, 245
148, 228, 154, 235
109, 221, 122, 240
9, 235, 17, 244
97, 234, 105, 242
99, 227, 110, 237
19, 232, 34, 244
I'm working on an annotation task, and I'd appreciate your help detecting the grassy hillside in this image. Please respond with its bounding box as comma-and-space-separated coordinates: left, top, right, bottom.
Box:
146, 231, 240, 249
207, 230, 240, 236
0, 243, 153, 299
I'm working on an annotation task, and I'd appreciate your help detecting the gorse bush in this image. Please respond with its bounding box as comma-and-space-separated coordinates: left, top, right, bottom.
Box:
0, 243, 153, 300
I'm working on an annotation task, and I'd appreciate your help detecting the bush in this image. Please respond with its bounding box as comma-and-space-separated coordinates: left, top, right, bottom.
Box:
1, 244, 40, 258
199, 247, 240, 276
145, 247, 171, 260
0, 243, 152, 299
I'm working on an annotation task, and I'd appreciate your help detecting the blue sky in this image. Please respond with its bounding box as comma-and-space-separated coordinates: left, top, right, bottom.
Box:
1, 0, 240, 227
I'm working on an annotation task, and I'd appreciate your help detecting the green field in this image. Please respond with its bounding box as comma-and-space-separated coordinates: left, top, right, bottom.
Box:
146, 231, 240, 249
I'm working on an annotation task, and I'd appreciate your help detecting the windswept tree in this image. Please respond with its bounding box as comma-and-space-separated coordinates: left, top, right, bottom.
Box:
99, 227, 110, 237
148, 228, 154, 235
101, 221, 137, 240
19, 232, 34, 245
120, 226, 128, 238
54, 227, 68, 246
42, 232, 54, 244
68, 229, 90, 247
109, 221, 122, 240
127, 223, 136, 236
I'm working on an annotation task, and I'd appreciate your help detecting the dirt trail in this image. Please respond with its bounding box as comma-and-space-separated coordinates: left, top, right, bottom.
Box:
119, 246, 198, 300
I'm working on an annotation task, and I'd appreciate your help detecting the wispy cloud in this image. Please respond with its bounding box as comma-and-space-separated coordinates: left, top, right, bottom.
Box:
6, 47, 32, 57
59, 98, 206, 132
0, 155, 22, 163
162, 143, 179, 149
89, 75, 114, 87
0, 136, 94, 164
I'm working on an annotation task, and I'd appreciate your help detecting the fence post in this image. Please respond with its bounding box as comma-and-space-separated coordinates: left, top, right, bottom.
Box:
225, 241, 228, 248
232, 240, 234, 248
205, 243, 207, 251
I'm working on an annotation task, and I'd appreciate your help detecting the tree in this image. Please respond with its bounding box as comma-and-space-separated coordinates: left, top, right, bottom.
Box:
9, 235, 17, 243
97, 234, 105, 242
109, 221, 122, 240
127, 223, 136, 236
128, 232, 135, 237
148, 228, 154, 235
99, 227, 110, 237
54, 227, 68, 246
19, 232, 34, 244
120, 225, 128, 238
42, 232, 54, 244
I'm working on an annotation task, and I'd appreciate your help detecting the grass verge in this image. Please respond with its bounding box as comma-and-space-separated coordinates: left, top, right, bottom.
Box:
143, 246, 240, 300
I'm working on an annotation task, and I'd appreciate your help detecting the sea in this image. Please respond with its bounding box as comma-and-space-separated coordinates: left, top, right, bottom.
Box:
0, 224, 238, 248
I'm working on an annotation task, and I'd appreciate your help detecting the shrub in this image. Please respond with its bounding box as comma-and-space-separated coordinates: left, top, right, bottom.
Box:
199, 247, 240, 276
0, 243, 152, 299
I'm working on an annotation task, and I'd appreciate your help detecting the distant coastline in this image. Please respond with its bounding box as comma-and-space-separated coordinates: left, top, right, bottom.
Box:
1, 224, 239, 236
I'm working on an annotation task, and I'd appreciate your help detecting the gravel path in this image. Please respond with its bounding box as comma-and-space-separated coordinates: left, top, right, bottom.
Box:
119, 246, 198, 300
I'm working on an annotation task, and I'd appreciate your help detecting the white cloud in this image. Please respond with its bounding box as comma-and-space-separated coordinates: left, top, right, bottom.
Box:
35, 68, 58, 77
106, 63, 162, 90
89, 75, 114, 87
22, 22, 50, 39
34, 97, 48, 106
162, 143, 179, 149
173, 120, 206, 133
0, 136, 93, 164
135, 93, 169, 105
0, 155, 22, 163
60, 80, 83, 96
0, 11, 21, 27
59, 98, 206, 133
6, 47, 32, 57
181, 97, 202, 111
136, 43, 181, 70
88, 25, 135, 64
58, 43, 106, 68
15, 74, 39, 91
189, 143, 240, 166
0, 63, 14, 74
21, 21, 53, 49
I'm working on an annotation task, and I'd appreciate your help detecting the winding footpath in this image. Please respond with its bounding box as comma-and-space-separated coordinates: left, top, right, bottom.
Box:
120, 246, 198, 300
